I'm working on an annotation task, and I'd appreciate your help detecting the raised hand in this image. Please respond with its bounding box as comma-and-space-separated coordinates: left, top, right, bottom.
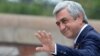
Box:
35, 30, 55, 53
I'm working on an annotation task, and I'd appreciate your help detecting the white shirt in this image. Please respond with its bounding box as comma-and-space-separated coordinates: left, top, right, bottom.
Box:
74, 24, 88, 44
53, 24, 88, 55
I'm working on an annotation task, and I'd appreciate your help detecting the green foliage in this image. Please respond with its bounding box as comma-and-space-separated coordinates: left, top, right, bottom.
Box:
75, 0, 100, 19
0, 0, 54, 16
0, 0, 100, 19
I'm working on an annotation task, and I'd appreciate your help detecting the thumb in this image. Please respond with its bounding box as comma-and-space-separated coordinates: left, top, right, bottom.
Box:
36, 47, 45, 52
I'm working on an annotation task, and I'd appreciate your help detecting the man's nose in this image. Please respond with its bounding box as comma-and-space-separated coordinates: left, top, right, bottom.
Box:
59, 23, 65, 30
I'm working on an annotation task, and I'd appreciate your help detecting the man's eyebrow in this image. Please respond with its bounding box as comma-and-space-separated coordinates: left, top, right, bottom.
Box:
56, 17, 67, 24
60, 17, 67, 21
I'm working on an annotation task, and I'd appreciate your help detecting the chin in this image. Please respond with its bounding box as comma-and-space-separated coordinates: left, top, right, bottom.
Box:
64, 35, 72, 39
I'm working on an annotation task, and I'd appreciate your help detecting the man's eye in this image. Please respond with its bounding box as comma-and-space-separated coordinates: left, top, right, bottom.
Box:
56, 22, 60, 26
62, 20, 67, 24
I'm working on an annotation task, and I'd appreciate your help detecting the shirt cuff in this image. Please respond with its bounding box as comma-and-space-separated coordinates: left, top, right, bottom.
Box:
52, 44, 57, 55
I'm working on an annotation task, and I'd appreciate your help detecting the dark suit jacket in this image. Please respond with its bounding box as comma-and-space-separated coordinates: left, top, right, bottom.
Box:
53, 25, 100, 56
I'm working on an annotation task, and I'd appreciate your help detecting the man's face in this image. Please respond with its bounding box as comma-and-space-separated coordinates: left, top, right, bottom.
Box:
55, 8, 83, 39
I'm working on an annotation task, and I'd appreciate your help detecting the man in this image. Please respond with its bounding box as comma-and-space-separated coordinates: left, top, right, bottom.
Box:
35, 1, 100, 56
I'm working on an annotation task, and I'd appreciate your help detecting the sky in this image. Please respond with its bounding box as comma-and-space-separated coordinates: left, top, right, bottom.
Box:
8, 0, 63, 3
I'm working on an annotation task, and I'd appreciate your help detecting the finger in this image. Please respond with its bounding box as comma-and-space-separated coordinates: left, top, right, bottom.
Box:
43, 31, 50, 42
42, 32, 53, 45
48, 32, 53, 41
38, 30, 49, 39
35, 31, 48, 44
34, 32, 41, 38
36, 47, 45, 52
39, 31, 48, 43
37, 31, 47, 43
38, 30, 45, 38
44, 32, 52, 41
34, 33, 44, 43
42, 30, 48, 39
41, 30, 50, 42
42, 30, 47, 38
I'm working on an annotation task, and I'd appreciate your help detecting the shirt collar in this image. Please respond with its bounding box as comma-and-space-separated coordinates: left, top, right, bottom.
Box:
74, 24, 88, 44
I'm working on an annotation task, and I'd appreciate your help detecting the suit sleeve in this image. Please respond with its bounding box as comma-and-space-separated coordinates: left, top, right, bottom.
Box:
53, 39, 100, 56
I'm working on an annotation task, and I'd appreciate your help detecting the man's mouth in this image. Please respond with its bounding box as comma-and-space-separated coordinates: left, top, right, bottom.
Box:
62, 29, 68, 34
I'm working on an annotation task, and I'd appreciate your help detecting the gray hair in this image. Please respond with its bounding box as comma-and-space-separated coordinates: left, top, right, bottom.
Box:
53, 1, 88, 24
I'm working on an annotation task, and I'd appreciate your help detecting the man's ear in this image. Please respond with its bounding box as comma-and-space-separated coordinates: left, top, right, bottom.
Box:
76, 13, 83, 24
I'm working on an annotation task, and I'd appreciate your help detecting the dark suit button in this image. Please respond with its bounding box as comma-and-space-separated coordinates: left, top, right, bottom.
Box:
63, 52, 66, 54
60, 51, 63, 53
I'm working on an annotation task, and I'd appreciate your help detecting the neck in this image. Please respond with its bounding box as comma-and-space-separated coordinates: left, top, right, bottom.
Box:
73, 23, 86, 40
73, 23, 88, 44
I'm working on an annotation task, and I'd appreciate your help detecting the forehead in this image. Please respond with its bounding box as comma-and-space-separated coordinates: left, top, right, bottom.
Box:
55, 8, 71, 21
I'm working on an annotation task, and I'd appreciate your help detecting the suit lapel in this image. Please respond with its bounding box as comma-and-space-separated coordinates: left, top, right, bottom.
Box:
74, 25, 94, 49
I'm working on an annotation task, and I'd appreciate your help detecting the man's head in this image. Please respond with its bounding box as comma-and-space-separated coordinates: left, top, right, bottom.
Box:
53, 1, 88, 39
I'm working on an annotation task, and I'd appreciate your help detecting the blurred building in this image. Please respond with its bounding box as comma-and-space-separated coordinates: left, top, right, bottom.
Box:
0, 14, 99, 56
0, 14, 73, 56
